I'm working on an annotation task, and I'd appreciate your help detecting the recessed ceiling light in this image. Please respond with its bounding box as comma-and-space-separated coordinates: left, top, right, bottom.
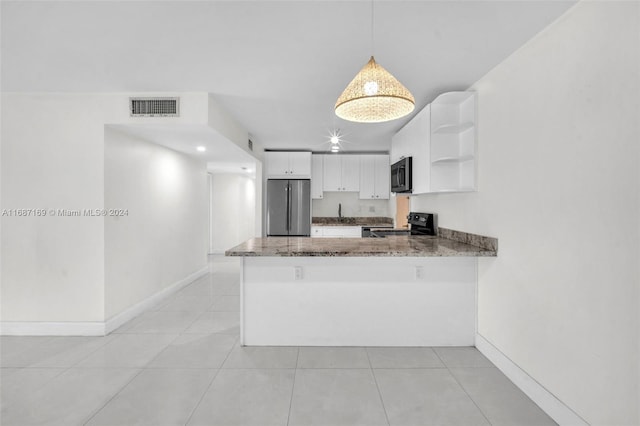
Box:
330, 135, 340, 144
196, 146, 206, 152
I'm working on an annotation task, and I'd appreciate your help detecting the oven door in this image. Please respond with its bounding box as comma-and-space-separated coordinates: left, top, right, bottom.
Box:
391, 157, 412, 193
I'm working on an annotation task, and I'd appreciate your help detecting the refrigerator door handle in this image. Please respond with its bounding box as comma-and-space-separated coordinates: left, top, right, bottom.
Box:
287, 182, 292, 232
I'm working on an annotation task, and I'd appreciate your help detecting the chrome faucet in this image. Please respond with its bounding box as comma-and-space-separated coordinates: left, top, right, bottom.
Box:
338, 203, 342, 219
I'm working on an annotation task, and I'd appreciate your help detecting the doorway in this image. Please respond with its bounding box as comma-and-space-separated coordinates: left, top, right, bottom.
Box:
395, 195, 410, 229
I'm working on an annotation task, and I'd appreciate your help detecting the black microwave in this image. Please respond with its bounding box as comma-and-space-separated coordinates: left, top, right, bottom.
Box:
391, 157, 412, 193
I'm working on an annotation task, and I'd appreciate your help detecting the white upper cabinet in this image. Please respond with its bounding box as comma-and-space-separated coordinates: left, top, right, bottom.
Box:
341, 155, 360, 191
322, 154, 360, 192
360, 154, 390, 199
311, 155, 324, 199
390, 91, 476, 194
322, 155, 341, 191
265, 152, 312, 178
391, 105, 430, 194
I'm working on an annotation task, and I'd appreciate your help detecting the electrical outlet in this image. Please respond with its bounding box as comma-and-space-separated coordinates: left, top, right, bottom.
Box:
415, 266, 424, 280
294, 266, 303, 280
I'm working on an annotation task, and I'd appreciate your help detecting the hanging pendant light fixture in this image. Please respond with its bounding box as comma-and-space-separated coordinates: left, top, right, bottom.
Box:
334, 2, 415, 123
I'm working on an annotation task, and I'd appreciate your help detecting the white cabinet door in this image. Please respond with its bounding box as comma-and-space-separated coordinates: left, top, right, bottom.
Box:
410, 105, 431, 194
373, 155, 390, 199
311, 155, 324, 199
322, 155, 342, 191
321, 226, 361, 238
359, 156, 376, 199
322, 155, 360, 192
339, 226, 362, 237
265, 152, 290, 178
311, 226, 324, 238
390, 105, 430, 194
288, 152, 311, 178
391, 124, 412, 164
359, 155, 389, 199
341, 155, 360, 192
265, 152, 311, 178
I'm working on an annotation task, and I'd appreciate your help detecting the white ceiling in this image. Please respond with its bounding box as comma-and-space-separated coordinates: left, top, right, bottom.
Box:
1, 1, 575, 152
108, 124, 258, 173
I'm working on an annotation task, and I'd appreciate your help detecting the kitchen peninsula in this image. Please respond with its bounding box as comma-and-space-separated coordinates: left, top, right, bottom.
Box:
226, 230, 497, 347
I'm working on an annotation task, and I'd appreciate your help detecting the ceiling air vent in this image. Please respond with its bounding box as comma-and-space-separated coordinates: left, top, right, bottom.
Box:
130, 97, 180, 117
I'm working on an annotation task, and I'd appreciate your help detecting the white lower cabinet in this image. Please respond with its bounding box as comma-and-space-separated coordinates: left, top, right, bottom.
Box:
311, 226, 361, 238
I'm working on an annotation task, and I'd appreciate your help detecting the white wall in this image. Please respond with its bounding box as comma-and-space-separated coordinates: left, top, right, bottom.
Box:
104, 127, 208, 319
0, 92, 214, 327
411, 2, 639, 424
312, 192, 391, 218
210, 173, 256, 254
208, 94, 263, 160
1, 94, 106, 322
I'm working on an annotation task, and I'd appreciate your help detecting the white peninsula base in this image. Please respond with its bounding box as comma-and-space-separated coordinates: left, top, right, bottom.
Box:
240, 256, 477, 347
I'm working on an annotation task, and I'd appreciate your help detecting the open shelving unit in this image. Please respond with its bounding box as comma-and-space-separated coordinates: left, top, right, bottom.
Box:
429, 92, 476, 192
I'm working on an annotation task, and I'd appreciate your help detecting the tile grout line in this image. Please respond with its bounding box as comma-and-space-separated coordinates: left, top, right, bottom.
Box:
2, 333, 122, 413
182, 334, 241, 426
182, 261, 240, 426
80, 268, 212, 425
80, 332, 184, 425
286, 346, 301, 426
80, 367, 145, 425
366, 348, 391, 426
432, 348, 494, 426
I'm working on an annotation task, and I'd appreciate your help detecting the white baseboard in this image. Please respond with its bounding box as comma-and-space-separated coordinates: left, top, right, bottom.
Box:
104, 265, 209, 334
475, 334, 588, 426
0, 321, 106, 336
0, 266, 209, 337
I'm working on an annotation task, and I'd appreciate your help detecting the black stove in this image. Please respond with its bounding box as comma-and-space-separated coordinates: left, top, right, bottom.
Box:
369, 212, 437, 238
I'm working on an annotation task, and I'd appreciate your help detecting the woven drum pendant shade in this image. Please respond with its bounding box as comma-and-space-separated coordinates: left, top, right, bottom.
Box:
335, 56, 415, 123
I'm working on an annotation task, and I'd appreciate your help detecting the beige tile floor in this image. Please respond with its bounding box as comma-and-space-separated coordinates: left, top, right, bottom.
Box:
0, 256, 556, 426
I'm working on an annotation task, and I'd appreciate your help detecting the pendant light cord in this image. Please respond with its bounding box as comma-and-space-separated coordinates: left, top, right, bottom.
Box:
370, 0, 375, 57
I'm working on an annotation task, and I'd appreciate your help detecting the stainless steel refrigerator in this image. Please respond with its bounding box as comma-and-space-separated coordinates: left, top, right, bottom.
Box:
267, 179, 311, 236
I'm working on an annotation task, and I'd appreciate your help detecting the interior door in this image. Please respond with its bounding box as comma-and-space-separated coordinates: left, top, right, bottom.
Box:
288, 180, 311, 236
266, 179, 289, 236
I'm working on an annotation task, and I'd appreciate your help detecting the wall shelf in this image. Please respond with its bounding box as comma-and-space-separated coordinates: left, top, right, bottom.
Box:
433, 122, 474, 135
431, 155, 475, 164
391, 91, 476, 194
432, 188, 476, 193
429, 92, 477, 193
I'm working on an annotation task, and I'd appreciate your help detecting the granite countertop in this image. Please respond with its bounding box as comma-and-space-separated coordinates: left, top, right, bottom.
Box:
312, 217, 393, 227
226, 234, 497, 257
